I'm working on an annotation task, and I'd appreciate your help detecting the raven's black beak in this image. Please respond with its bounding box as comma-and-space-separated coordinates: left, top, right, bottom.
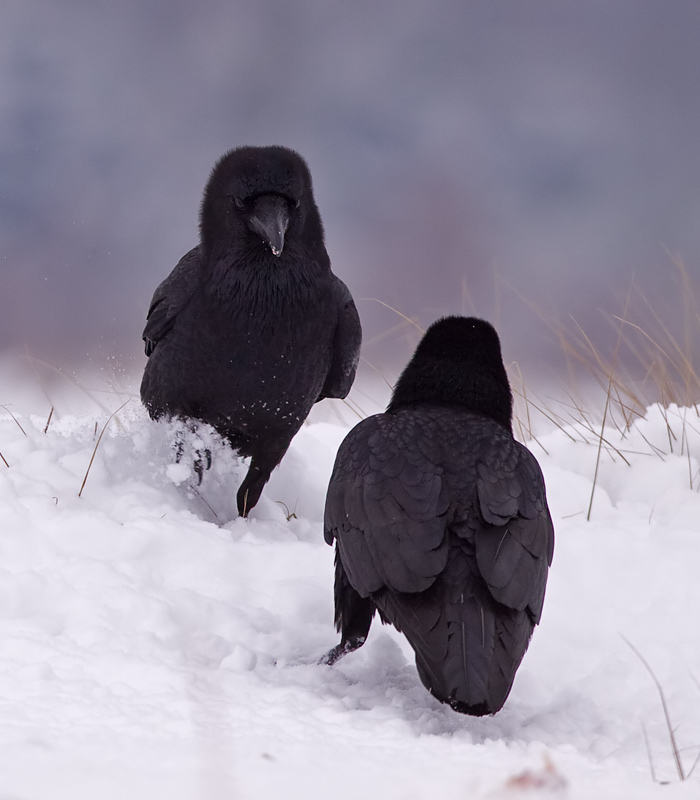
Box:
249, 194, 290, 257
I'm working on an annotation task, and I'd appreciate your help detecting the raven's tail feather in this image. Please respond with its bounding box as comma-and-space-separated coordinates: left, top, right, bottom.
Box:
374, 551, 535, 715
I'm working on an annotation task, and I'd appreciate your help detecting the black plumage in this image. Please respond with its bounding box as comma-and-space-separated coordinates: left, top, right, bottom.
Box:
322, 316, 553, 715
140, 146, 361, 516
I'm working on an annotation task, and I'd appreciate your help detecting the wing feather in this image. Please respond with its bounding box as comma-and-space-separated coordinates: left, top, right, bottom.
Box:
317, 277, 362, 400
325, 414, 450, 596
142, 247, 201, 356
474, 439, 554, 619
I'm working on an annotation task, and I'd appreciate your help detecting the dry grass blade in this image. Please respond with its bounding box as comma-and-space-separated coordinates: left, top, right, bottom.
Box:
681, 412, 694, 489
622, 635, 686, 781
359, 355, 394, 392
642, 722, 661, 784
358, 297, 426, 333
635, 287, 700, 396
460, 274, 479, 318
610, 289, 700, 406
583, 346, 620, 519
577, 285, 632, 520
688, 747, 700, 779
511, 386, 577, 444
0, 451, 8, 468
587, 393, 611, 521
363, 319, 416, 350
1, 405, 27, 436
191, 486, 220, 522
78, 400, 131, 498
509, 387, 550, 454
633, 427, 668, 459
340, 397, 366, 421
658, 403, 677, 453
276, 500, 298, 521
508, 361, 534, 438
691, 672, 700, 695
43, 407, 54, 435
567, 409, 633, 465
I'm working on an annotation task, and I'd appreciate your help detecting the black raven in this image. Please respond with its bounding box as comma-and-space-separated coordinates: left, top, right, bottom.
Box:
322, 316, 553, 715
140, 146, 361, 517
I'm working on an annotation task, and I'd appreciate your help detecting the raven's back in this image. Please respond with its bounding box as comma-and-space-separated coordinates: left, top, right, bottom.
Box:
325, 406, 554, 714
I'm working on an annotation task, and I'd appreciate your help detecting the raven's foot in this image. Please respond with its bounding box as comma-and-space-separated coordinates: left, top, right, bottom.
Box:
173, 430, 212, 485
193, 447, 212, 485
318, 636, 366, 666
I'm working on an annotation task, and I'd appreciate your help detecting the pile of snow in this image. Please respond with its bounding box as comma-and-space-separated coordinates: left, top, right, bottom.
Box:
0, 380, 699, 799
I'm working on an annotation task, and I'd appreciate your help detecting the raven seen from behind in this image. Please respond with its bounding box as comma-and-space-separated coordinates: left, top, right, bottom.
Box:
322, 316, 553, 715
141, 146, 361, 516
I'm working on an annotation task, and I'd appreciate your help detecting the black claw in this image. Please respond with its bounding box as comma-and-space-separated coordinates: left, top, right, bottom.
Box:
173, 433, 185, 463
173, 430, 212, 485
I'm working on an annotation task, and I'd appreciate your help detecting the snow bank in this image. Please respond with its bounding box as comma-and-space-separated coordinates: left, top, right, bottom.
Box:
0, 389, 699, 799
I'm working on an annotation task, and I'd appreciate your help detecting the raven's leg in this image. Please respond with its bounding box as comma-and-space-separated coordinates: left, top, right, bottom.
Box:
236, 444, 288, 517
320, 549, 375, 665
236, 467, 266, 518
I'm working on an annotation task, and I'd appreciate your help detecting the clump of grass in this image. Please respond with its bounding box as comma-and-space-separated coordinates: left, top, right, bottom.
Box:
564, 261, 696, 420
507, 257, 700, 514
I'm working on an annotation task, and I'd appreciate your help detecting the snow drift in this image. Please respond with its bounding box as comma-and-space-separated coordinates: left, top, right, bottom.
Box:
0, 376, 699, 799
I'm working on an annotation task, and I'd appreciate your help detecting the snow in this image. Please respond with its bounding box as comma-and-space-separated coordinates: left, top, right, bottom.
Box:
1, 372, 700, 799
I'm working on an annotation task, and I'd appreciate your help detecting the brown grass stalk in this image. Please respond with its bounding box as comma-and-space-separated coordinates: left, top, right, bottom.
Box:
358, 297, 425, 334
78, 400, 130, 498
622, 635, 685, 782
1, 405, 27, 436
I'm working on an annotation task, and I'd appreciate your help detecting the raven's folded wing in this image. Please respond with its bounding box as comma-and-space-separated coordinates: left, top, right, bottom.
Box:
142, 247, 200, 356
324, 414, 450, 596
473, 439, 554, 621
317, 277, 362, 400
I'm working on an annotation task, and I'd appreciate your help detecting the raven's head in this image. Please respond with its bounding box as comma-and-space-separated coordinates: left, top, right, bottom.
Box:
388, 316, 513, 431
200, 145, 321, 259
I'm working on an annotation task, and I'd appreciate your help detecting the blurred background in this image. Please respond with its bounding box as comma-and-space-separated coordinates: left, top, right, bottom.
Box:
2, 0, 700, 400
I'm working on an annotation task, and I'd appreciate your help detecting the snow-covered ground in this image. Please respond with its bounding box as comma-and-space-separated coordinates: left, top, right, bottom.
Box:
1, 367, 699, 799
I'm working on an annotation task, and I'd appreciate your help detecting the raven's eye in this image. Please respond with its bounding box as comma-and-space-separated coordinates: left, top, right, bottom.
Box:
233, 197, 245, 210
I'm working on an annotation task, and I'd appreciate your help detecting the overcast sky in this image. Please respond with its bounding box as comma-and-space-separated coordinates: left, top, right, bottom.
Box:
2, 0, 700, 385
